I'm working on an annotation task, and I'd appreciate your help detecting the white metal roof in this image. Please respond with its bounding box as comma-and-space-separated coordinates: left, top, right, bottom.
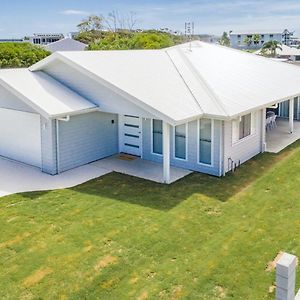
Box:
38, 50, 204, 122
29, 41, 300, 121
43, 38, 87, 53
0, 69, 96, 118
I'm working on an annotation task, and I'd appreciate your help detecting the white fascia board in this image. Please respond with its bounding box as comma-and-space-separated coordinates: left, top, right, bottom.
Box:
29, 52, 61, 71
49, 107, 100, 119
0, 78, 49, 119
228, 93, 300, 120
31, 53, 181, 126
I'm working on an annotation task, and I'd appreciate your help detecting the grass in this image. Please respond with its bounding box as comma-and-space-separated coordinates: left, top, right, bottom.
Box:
1, 142, 300, 299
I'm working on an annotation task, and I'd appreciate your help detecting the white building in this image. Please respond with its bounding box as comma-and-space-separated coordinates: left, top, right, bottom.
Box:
256, 44, 300, 62
230, 29, 294, 49
29, 33, 64, 46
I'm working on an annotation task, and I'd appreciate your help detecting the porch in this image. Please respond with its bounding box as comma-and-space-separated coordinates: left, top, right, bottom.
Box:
91, 154, 192, 184
266, 118, 300, 153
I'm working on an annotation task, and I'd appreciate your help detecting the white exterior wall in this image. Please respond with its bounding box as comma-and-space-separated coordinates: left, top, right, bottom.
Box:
223, 110, 263, 173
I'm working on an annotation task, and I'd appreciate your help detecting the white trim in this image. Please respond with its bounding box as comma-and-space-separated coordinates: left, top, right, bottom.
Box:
289, 98, 294, 133
150, 118, 163, 157
173, 123, 188, 161
197, 118, 214, 167
232, 112, 256, 145
163, 122, 171, 184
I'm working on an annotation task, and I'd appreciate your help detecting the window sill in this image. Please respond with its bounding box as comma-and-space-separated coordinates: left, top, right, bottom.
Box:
232, 132, 256, 146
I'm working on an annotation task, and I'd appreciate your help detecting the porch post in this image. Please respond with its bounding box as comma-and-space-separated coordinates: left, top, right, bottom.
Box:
289, 98, 294, 133
261, 108, 267, 152
163, 121, 171, 184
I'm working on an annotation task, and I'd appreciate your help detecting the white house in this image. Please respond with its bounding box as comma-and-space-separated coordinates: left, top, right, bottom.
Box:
0, 41, 300, 184
256, 44, 300, 62
230, 29, 294, 49
43, 38, 87, 53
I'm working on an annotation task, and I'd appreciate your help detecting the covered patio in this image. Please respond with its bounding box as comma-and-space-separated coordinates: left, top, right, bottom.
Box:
266, 118, 300, 153
92, 154, 192, 184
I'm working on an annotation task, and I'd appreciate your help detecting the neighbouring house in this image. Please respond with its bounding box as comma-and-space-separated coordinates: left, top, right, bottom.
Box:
29, 33, 64, 45
43, 38, 87, 53
1, 41, 300, 183
256, 44, 300, 62
230, 29, 294, 49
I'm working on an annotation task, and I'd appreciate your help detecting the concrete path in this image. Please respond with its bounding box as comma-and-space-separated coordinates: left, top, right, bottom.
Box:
0, 155, 192, 198
0, 158, 111, 198
266, 119, 300, 153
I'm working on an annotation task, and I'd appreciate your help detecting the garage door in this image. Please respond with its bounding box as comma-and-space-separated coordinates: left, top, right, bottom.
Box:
0, 108, 41, 167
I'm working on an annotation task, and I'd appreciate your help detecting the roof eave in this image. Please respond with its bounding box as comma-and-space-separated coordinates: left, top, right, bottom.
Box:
33, 52, 182, 125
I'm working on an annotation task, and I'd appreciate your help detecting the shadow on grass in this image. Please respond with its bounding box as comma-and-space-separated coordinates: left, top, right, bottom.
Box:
18, 140, 300, 211
69, 141, 300, 211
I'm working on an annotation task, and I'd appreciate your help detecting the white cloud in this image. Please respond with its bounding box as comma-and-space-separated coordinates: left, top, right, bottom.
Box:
60, 10, 90, 16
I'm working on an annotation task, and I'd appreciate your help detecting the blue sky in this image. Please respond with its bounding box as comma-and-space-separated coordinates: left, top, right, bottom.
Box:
1, 0, 300, 38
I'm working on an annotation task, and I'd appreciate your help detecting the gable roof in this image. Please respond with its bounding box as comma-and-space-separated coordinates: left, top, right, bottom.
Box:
30, 41, 300, 121
0, 69, 96, 118
43, 38, 87, 53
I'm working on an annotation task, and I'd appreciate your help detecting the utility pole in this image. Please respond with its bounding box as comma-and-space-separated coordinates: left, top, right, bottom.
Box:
185, 22, 194, 51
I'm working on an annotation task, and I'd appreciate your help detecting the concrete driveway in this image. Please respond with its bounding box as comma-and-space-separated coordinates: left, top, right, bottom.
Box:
0, 157, 112, 198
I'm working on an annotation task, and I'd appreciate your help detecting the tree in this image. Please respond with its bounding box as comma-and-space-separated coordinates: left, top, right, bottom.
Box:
88, 31, 178, 51
243, 36, 252, 47
261, 40, 282, 57
253, 34, 260, 45
104, 10, 138, 32
77, 15, 103, 32
0, 43, 50, 69
219, 32, 230, 47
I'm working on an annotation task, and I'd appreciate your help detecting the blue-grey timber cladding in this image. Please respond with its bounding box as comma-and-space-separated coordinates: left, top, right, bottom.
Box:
142, 119, 222, 176
57, 111, 118, 172
41, 118, 57, 175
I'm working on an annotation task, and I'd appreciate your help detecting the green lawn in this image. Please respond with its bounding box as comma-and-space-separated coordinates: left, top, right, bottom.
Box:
1, 142, 300, 300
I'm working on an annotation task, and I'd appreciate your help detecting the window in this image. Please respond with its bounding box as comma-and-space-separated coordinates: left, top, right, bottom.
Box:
174, 124, 187, 159
239, 114, 252, 140
270, 34, 274, 38
152, 119, 162, 155
232, 113, 254, 143
199, 119, 212, 165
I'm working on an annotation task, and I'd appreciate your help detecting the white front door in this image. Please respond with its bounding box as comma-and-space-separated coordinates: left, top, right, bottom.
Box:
119, 115, 142, 156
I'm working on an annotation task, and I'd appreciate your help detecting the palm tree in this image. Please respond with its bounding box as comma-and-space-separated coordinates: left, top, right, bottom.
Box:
261, 40, 282, 57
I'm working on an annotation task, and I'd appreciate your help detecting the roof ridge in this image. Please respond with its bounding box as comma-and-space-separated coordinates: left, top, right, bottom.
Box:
164, 49, 204, 115
173, 46, 230, 117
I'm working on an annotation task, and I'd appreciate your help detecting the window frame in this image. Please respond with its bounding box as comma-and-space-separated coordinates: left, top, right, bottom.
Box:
197, 119, 214, 167
173, 123, 188, 161
151, 119, 163, 156
232, 112, 256, 144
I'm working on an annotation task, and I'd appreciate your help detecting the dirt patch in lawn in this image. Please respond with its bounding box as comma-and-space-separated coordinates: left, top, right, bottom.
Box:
94, 255, 118, 271
0, 232, 31, 249
266, 251, 284, 272
136, 291, 148, 300
22, 267, 53, 288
